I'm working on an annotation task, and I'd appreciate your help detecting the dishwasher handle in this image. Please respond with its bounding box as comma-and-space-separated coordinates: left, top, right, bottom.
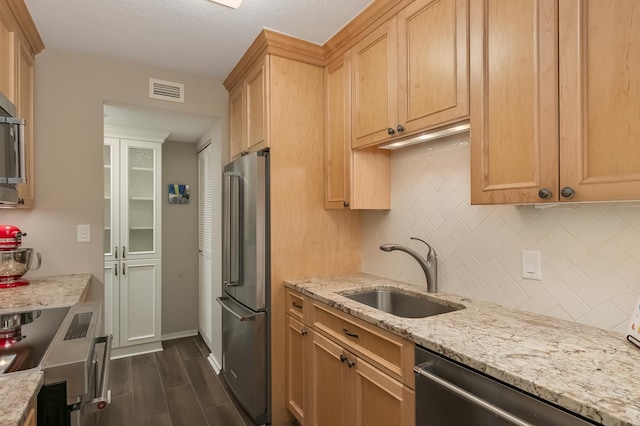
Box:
414, 363, 535, 426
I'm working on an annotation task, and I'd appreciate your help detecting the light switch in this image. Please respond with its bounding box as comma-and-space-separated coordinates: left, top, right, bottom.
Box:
77, 224, 91, 243
521, 250, 542, 280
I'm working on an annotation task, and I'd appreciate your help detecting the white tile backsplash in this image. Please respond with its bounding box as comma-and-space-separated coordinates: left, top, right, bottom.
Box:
361, 133, 640, 333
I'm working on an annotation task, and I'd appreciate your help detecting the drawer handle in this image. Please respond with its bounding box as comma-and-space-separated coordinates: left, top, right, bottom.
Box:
300, 328, 308, 336
343, 328, 359, 338
292, 301, 303, 309
340, 354, 347, 363
346, 358, 356, 368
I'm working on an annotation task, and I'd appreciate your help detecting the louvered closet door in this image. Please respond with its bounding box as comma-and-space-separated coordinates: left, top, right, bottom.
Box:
198, 144, 214, 347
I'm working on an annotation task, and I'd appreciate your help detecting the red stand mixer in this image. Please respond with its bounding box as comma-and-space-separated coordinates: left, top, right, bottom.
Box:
0, 225, 41, 288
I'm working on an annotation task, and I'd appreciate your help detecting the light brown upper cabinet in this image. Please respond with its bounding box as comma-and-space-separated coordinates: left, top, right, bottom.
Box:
0, 0, 43, 209
471, 0, 640, 204
228, 56, 269, 159
351, 0, 469, 149
325, 53, 390, 210
559, 0, 640, 202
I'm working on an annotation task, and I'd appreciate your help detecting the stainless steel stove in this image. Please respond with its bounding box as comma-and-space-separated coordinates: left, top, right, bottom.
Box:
0, 302, 112, 426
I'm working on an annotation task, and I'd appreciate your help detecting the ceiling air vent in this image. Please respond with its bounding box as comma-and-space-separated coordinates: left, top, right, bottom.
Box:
149, 78, 184, 103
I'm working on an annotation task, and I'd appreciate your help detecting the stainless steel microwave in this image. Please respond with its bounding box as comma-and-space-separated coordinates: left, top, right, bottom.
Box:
0, 91, 25, 205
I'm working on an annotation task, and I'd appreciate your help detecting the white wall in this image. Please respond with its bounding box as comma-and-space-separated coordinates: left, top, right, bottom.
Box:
0, 49, 228, 336
362, 133, 640, 334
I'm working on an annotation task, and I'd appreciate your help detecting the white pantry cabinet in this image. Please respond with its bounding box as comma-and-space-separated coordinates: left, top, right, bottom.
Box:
104, 128, 166, 353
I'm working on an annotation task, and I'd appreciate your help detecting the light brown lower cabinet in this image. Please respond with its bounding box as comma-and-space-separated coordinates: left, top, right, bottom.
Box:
285, 289, 415, 426
307, 330, 414, 426
23, 405, 36, 426
286, 314, 307, 424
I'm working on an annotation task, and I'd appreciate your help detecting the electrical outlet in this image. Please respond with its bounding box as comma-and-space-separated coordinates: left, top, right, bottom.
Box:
521, 250, 542, 280
77, 224, 91, 243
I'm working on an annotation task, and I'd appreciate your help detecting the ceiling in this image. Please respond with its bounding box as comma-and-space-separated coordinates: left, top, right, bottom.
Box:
24, 0, 374, 80
24, 0, 373, 142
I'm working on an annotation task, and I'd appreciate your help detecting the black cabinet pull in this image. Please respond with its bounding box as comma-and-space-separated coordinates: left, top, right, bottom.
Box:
340, 354, 347, 363
538, 188, 551, 199
346, 359, 356, 368
300, 328, 308, 336
387, 128, 395, 135
397, 124, 405, 133
343, 201, 350, 208
343, 328, 359, 338
560, 187, 575, 199
292, 301, 303, 309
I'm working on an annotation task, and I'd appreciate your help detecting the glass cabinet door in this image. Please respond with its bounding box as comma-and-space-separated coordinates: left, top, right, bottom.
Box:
103, 138, 120, 261
122, 139, 161, 258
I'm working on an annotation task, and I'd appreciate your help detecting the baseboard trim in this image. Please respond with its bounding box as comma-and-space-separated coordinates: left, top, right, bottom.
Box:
111, 342, 163, 359
208, 354, 222, 374
161, 329, 198, 341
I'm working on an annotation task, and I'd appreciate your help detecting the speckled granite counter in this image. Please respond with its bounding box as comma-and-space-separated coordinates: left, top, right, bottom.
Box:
0, 273, 91, 314
286, 273, 640, 426
0, 273, 91, 425
0, 371, 42, 426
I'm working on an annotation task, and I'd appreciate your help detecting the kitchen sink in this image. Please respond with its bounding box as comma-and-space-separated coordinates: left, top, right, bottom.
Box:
343, 290, 462, 318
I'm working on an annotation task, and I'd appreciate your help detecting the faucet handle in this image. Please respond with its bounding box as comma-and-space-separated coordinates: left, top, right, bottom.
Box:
411, 237, 436, 259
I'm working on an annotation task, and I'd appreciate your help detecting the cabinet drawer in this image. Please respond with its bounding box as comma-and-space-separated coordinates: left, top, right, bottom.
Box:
311, 301, 414, 387
286, 288, 305, 320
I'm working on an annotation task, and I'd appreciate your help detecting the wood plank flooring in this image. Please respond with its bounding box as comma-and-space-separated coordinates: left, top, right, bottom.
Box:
98, 335, 251, 426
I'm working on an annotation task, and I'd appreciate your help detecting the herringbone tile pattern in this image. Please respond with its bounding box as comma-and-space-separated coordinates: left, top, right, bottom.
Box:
362, 134, 640, 334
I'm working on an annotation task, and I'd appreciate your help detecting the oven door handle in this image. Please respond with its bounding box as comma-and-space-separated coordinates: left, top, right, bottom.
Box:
84, 334, 113, 413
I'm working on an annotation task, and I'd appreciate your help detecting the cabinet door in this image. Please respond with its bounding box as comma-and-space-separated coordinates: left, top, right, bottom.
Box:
246, 56, 269, 152
104, 261, 120, 349
120, 139, 162, 260
325, 53, 352, 209
229, 83, 245, 159
470, 0, 558, 204
351, 357, 415, 426
103, 138, 120, 261
119, 259, 161, 347
559, 0, 640, 201
351, 18, 398, 148
0, 5, 14, 104
397, 0, 469, 134
286, 315, 307, 424
308, 330, 349, 426
15, 39, 34, 207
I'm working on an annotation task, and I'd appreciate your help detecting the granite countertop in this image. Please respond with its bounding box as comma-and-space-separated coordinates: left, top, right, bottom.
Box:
0, 273, 91, 314
0, 371, 42, 426
285, 273, 640, 426
0, 273, 91, 426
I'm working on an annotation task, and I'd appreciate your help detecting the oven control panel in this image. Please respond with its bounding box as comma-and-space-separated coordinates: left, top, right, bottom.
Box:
64, 312, 93, 340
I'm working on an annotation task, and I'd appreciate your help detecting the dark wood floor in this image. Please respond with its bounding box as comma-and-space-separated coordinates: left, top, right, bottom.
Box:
98, 335, 254, 426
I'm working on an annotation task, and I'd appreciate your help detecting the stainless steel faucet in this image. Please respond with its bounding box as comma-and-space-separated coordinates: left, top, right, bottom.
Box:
380, 237, 437, 293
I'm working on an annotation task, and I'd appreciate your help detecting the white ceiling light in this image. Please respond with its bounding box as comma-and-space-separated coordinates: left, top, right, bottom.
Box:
208, 0, 243, 8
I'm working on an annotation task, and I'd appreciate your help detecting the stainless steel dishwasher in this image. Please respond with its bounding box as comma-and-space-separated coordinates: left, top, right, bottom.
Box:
414, 346, 600, 425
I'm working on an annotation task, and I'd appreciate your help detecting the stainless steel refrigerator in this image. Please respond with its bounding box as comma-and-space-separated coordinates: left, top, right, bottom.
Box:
218, 150, 270, 425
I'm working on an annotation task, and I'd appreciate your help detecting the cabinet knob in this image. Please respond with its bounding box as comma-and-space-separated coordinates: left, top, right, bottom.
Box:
18, 198, 24, 205
560, 187, 575, 199
340, 354, 347, 363
538, 188, 552, 199
397, 124, 405, 133
387, 128, 395, 135
343, 201, 350, 208
300, 328, 308, 336
346, 359, 356, 368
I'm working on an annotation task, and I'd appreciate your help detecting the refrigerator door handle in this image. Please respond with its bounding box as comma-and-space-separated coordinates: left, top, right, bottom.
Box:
224, 172, 242, 287
217, 297, 256, 321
